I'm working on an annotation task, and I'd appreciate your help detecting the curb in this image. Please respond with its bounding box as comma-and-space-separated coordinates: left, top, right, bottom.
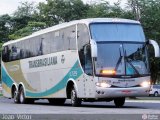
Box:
126, 100, 160, 103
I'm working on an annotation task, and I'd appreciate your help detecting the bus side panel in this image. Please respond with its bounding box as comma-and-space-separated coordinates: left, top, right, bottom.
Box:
83, 74, 96, 98
1, 62, 13, 98
20, 50, 84, 98
1, 50, 86, 99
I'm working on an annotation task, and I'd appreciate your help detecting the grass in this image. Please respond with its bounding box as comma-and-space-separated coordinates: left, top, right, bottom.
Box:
0, 94, 2, 97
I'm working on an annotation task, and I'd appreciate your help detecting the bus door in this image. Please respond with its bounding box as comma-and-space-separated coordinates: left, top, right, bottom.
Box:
83, 45, 95, 97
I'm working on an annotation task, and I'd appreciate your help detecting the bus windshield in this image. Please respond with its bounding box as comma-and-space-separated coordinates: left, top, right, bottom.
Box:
90, 23, 145, 42
90, 23, 149, 77
95, 43, 149, 77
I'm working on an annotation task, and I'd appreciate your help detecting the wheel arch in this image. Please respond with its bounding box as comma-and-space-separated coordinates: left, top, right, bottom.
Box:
66, 79, 78, 99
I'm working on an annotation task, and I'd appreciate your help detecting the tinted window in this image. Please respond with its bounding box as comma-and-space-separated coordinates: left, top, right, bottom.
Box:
2, 25, 77, 62
77, 24, 90, 73
90, 23, 145, 42
95, 43, 149, 76
2, 46, 10, 62
63, 25, 76, 50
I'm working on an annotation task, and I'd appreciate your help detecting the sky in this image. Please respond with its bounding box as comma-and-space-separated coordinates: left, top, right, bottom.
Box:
0, 0, 127, 15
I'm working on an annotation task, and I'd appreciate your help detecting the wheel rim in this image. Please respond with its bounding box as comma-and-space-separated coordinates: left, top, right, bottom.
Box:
155, 93, 158, 97
20, 91, 24, 103
14, 91, 17, 102
71, 90, 76, 104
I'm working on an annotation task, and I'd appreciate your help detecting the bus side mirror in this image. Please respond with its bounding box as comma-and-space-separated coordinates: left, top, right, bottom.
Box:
90, 39, 97, 58
149, 39, 160, 57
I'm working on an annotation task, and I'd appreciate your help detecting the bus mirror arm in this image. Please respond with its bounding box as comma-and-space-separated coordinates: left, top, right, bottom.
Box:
149, 39, 160, 57
90, 39, 97, 58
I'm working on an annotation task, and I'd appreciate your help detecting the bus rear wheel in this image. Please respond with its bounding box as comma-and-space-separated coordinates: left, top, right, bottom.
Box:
71, 87, 81, 107
19, 87, 27, 104
19, 86, 34, 104
114, 97, 125, 107
48, 98, 66, 105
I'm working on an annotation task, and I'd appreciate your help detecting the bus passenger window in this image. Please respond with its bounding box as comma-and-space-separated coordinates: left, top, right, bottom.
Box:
38, 39, 43, 55
10, 45, 20, 60
2, 46, 10, 62
63, 25, 76, 50
69, 30, 76, 50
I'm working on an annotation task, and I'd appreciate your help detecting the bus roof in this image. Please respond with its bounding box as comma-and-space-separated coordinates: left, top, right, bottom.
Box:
3, 18, 140, 46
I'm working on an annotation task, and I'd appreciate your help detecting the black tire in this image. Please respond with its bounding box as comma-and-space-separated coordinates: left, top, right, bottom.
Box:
71, 87, 81, 107
27, 99, 35, 104
48, 98, 66, 105
19, 87, 27, 104
19, 87, 34, 104
154, 92, 158, 97
114, 97, 125, 108
13, 88, 19, 103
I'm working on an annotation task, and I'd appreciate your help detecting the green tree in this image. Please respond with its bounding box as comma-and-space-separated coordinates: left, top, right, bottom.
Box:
87, 1, 110, 17
9, 1, 46, 40
127, 0, 160, 83
9, 21, 46, 39
0, 14, 11, 41
87, 0, 130, 18
37, 0, 89, 26
14, 1, 36, 18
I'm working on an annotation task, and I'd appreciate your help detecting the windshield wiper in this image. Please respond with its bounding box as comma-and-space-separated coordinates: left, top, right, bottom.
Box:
124, 50, 141, 76
115, 44, 141, 77
115, 48, 123, 71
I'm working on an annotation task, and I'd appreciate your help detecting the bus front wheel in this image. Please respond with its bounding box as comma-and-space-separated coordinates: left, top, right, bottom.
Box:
154, 92, 159, 97
114, 97, 125, 107
71, 87, 81, 107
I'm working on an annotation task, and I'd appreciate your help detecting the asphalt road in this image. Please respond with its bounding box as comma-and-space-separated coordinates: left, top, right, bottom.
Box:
0, 97, 160, 120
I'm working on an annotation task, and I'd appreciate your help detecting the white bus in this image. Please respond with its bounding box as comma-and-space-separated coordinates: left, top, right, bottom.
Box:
1, 18, 160, 107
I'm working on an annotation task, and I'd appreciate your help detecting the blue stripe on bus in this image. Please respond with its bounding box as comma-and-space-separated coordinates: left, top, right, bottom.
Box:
26, 60, 83, 97
1, 66, 14, 88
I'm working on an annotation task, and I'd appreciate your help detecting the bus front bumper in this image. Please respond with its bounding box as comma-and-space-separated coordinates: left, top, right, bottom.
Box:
95, 87, 150, 98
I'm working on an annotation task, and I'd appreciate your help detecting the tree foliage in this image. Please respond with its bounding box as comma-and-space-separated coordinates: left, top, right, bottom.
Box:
0, 14, 11, 41
38, 0, 89, 26
127, 0, 160, 83
13, 1, 36, 18
9, 21, 46, 39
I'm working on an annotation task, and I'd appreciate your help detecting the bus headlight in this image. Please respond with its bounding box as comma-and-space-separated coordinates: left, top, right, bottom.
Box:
96, 82, 111, 88
140, 81, 150, 87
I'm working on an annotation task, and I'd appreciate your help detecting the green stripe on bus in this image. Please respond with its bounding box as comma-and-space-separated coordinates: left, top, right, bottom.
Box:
2, 66, 14, 88
26, 60, 83, 97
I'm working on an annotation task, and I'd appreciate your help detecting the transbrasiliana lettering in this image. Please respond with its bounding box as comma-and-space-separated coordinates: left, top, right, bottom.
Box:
28, 56, 57, 68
